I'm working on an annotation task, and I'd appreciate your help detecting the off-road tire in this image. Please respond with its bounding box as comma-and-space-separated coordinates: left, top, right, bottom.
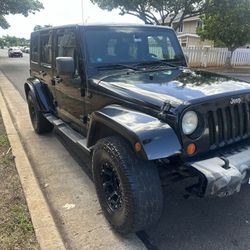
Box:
27, 91, 53, 134
92, 136, 163, 234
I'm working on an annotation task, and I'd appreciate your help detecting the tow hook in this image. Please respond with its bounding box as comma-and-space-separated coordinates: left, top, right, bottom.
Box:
187, 155, 250, 198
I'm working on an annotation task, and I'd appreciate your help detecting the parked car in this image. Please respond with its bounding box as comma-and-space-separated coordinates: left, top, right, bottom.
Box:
8, 47, 23, 57
24, 47, 30, 54
25, 24, 250, 234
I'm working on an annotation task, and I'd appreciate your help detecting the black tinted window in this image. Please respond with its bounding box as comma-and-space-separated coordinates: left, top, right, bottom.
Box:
40, 31, 52, 66
84, 27, 184, 65
57, 29, 76, 58
31, 35, 39, 62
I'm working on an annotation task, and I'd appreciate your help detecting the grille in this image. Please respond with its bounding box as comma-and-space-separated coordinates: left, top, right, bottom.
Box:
207, 101, 250, 148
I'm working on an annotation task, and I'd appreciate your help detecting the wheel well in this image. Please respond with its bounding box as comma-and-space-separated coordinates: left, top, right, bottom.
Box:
90, 123, 126, 148
24, 83, 31, 98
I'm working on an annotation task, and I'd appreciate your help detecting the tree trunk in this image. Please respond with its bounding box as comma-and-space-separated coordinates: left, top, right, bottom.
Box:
225, 48, 236, 68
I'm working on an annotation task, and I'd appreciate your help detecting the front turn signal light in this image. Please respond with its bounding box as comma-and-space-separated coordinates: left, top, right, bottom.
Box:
187, 143, 196, 156
134, 142, 142, 152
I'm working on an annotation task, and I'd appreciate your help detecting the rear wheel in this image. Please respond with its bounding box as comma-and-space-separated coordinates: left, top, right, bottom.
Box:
92, 136, 163, 234
27, 91, 53, 134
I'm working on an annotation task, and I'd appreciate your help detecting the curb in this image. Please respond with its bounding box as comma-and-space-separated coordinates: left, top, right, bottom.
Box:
0, 71, 146, 249
0, 72, 66, 250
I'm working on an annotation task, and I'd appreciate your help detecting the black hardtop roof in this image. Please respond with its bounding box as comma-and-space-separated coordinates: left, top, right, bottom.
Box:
31, 23, 173, 35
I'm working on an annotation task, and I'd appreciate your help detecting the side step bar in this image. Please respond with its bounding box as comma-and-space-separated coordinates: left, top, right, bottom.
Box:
44, 114, 91, 155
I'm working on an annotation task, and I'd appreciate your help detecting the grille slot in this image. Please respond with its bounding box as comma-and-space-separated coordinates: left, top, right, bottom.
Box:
217, 109, 224, 143
207, 101, 250, 148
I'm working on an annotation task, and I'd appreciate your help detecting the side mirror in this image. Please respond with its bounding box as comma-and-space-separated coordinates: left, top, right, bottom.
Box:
56, 57, 75, 75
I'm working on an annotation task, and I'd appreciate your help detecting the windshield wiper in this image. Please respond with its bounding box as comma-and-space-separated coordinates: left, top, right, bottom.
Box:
134, 60, 178, 68
132, 60, 180, 73
96, 64, 139, 71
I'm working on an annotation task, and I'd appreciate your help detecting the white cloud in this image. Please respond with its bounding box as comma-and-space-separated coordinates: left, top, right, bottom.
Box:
0, 0, 142, 39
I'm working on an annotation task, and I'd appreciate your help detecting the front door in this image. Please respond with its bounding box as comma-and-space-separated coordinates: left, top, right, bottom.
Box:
53, 28, 85, 133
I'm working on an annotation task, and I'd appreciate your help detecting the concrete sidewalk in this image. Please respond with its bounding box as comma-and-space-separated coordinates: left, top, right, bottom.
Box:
0, 71, 145, 249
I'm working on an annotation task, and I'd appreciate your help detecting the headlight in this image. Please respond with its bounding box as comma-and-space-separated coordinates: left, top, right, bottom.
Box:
182, 111, 198, 135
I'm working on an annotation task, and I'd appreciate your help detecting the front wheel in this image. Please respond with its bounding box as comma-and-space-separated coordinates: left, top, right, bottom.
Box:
92, 136, 163, 234
27, 91, 53, 134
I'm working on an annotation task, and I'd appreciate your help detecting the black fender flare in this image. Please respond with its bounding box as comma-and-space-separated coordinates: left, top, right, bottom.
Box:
24, 77, 54, 113
87, 105, 181, 160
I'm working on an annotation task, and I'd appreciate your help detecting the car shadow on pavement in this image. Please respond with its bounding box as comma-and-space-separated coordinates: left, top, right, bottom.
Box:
145, 180, 250, 250
54, 128, 250, 250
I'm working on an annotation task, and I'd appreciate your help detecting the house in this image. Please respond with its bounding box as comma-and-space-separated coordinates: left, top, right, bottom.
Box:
164, 14, 214, 48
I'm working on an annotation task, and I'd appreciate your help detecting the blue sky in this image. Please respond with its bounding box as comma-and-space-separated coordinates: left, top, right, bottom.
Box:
0, 0, 142, 39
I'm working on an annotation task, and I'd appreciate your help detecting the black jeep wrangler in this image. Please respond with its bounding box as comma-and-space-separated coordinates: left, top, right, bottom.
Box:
25, 24, 250, 234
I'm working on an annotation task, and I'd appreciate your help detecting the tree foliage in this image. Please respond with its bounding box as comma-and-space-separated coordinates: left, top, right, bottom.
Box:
198, 0, 250, 51
34, 24, 52, 31
0, 35, 29, 46
91, 0, 211, 29
0, 0, 43, 29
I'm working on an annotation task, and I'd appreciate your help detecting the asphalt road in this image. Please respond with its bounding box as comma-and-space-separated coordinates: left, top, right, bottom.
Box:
1, 48, 250, 250
0, 49, 28, 99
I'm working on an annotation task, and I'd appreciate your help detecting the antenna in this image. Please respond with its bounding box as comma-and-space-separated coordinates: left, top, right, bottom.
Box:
81, 0, 84, 24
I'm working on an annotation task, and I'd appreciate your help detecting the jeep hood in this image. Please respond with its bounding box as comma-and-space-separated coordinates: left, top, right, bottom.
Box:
95, 68, 250, 109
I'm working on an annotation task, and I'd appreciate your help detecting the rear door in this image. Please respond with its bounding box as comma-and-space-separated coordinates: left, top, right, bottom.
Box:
53, 27, 85, 133
39, 30, 55, 96
30, 32, 40, 75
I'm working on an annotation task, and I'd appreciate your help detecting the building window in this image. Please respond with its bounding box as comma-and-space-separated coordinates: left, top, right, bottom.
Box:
177, 22, 184, 33
197, 20, 203, 29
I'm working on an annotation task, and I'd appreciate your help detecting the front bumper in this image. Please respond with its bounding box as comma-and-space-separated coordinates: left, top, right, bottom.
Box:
188, 145, 250, 197
10, 53, 22, 57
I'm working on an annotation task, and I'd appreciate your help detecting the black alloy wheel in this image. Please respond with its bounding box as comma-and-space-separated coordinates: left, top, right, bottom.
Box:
27, 91, 53, 134
92, 136, 163, 234
100, 162, 123, 212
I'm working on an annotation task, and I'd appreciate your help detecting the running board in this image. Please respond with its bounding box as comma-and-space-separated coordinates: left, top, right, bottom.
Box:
44, 114, 91, 155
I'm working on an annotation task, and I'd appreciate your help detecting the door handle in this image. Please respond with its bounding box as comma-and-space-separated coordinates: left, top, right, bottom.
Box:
39, 70, 47, 77
53, 76, 62, 84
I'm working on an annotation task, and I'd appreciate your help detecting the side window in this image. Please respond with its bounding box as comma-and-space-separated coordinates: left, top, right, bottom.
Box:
31, 35, 39, 63
57, 29, 76, 58
56, 29, 78, 74
40, 31, 52, 66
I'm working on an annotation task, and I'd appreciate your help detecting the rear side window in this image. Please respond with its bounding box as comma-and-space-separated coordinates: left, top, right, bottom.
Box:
40, 31, 52, 66
31, 35, 39, 63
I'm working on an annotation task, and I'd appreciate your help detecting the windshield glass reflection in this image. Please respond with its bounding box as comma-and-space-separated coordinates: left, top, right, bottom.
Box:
83, 26, 185, 67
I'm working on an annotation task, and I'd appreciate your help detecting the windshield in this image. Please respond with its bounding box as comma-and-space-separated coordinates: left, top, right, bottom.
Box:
83, 26, 185, 69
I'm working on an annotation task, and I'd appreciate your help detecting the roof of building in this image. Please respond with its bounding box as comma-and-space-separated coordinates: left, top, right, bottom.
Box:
164, 13, 200, 24
177, 33, 200, 38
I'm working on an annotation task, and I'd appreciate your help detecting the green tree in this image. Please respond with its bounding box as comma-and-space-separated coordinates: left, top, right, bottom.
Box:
91, 0, 211, 29
33, 24, 52, 31
198, 0, 250, 66
0, 37, 6, 47
1, 35, 29, 46
0, 0, 43, 29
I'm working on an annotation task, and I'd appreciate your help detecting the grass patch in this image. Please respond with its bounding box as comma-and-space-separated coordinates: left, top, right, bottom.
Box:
0, 112, 39, 249
0, 134, 8, 146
